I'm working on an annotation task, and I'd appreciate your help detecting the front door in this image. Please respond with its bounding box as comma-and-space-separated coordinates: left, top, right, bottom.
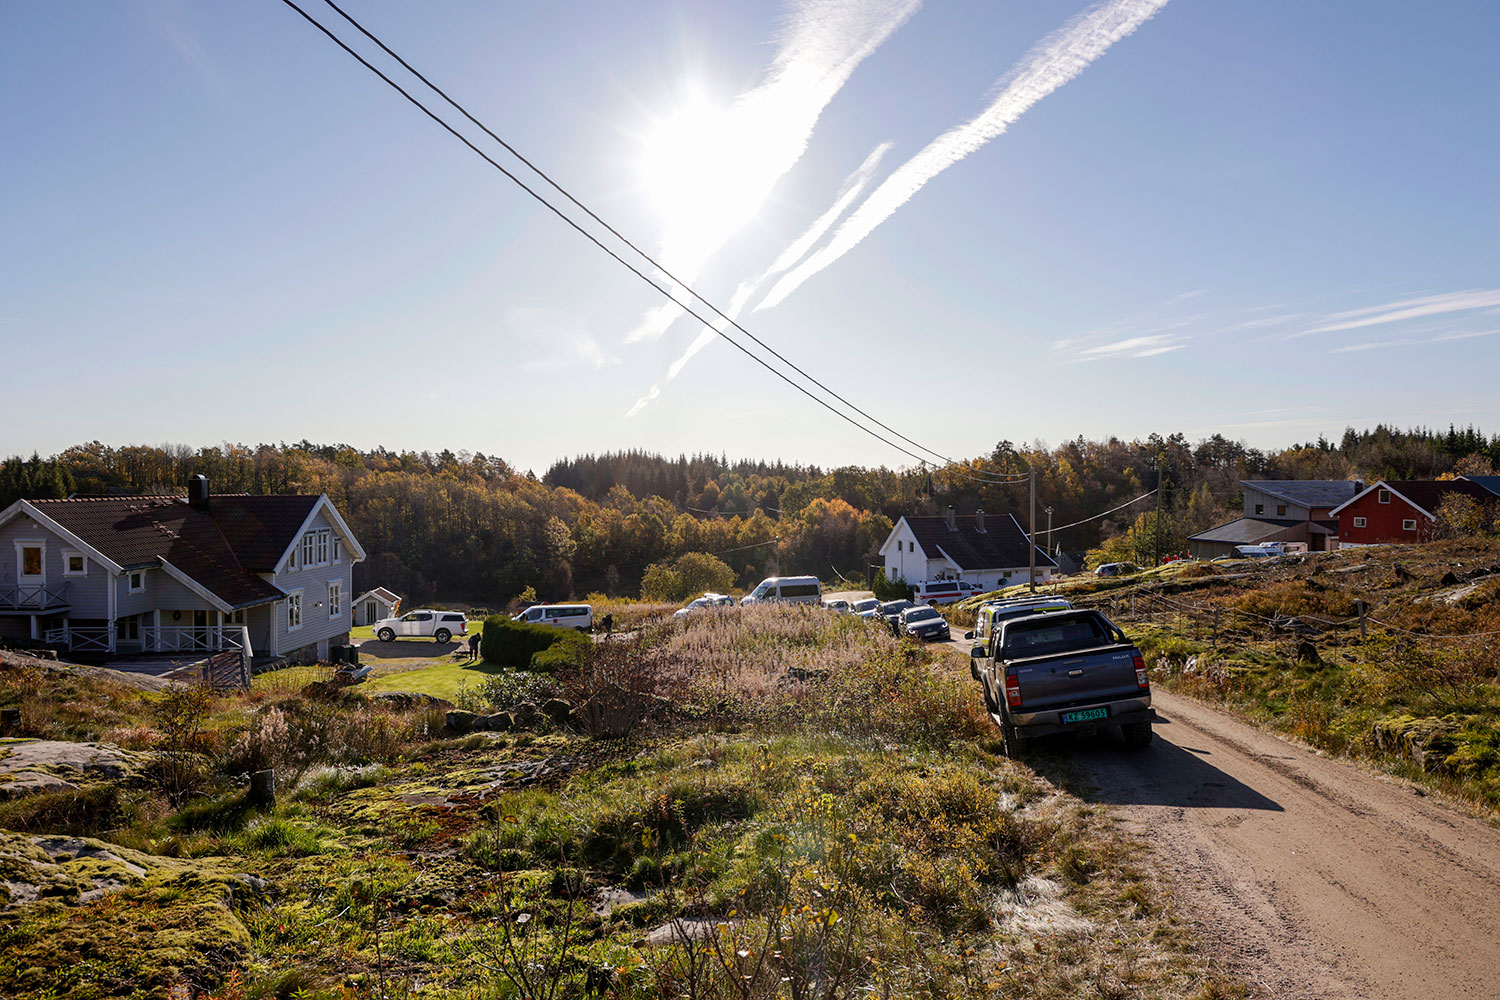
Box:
364, 600, 378, 625
17, 544, 43, 604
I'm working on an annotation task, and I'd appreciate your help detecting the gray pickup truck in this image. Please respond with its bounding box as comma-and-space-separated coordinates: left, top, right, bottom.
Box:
968, 608, 1154, 756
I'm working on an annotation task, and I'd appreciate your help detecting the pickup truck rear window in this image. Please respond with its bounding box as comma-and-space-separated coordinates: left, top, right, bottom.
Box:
1002, 615, 1112, 657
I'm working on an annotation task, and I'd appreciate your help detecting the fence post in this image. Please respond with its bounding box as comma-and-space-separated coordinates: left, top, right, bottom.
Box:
1355, 599, 1368, 643
1212, 607, 1219, 647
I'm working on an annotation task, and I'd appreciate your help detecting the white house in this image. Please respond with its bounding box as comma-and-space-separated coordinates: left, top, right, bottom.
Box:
353, 587, 401, 626
879, 508, 1056, 591
0, 475, 365, 667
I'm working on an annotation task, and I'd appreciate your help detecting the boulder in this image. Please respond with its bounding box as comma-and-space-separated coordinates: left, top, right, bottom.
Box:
445, 710, 478, 734
1440, 571, 1462, 586
512, 703, 541, 728
476, 712, 513, 732
542, 698, 574, 725
371, 691, 452, 711
1295, 640, 1320, 663
0, 740, 145, 800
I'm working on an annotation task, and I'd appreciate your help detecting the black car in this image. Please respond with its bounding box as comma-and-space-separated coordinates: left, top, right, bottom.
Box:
877, 599, 915, 635
899, 605, 951, 642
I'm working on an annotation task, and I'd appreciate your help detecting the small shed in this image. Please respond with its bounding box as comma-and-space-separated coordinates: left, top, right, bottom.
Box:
353, 587, 401, 626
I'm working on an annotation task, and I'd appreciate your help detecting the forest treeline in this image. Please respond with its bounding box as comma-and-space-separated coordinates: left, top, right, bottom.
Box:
2, 424, 1496, 604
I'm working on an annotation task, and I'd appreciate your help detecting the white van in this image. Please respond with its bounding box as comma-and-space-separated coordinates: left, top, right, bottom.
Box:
740, 576, 822, 605
913, 579, 983, 605
513, 603, 594, 631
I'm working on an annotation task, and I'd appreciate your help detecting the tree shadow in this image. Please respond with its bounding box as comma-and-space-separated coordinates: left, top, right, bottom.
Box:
1024, 724, 1283, 812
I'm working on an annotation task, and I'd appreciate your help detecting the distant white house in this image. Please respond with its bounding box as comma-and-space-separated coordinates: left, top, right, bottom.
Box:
353, 587, 401, 626
879, 508, 1056, 591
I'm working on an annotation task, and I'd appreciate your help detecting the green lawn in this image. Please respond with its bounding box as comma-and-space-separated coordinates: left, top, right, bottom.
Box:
363, 658, 505, 700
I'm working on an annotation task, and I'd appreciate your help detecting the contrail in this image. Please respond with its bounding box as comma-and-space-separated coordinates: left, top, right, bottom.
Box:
626, 143, 892, 416
623, 0, 921, 344
756, 0, 1171, 312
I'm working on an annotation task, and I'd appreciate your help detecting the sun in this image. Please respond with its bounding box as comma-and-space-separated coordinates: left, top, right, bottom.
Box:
636, 92, 773, 265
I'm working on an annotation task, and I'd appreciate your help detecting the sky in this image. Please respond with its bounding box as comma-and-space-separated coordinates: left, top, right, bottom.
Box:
3, 0, 1499, 475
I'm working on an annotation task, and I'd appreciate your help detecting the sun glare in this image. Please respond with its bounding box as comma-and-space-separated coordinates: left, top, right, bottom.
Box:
637, 93, 773, 264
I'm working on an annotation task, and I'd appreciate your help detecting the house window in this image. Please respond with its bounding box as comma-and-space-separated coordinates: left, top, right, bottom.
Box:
1254, 504, 1264, 515
20, 544, 43, 578
227, 609, 246, 625
1402, 519, 1417, 531
117, 615, 139, 641
328, 581, 342, 618
315, 530, 329, 564
1353, 516, 1367, 528
302, 533, 316, 566
1377, 489, 1390, 504
287, 592, 303, 630
128, 571, 146, 593
63, 550, 87, 577
1276, 505, 1287, 516
333, 536, 343, 562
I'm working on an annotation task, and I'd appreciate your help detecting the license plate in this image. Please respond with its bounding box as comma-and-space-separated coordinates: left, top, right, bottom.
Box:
1061, 707, 1109, 724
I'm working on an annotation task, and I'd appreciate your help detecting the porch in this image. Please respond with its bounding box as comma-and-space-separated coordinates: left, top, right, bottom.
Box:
42, 624, 253, 689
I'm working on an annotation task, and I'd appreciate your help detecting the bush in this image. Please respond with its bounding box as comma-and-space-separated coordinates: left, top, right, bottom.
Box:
871, 569, 911, 601
640, 552, 736, 602
480, 615, 589, 671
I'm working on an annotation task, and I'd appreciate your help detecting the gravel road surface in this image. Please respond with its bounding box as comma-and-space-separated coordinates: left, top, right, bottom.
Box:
1049, 689, 1500, 999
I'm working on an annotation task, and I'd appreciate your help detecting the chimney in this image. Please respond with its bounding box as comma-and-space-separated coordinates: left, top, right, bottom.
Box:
975, 508, 986, 532
945, 505, 956, 531
187, 475, 210, 513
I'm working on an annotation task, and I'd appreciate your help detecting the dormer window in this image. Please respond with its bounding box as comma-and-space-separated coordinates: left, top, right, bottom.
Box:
128, 571, 146, 593
1377, 489, 1391, 504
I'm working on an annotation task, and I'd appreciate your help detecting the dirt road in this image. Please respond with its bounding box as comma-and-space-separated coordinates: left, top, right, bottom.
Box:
1049, 690, 1500, 999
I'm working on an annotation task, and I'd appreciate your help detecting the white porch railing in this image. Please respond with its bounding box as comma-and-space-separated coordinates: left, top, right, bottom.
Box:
42, 625, 253, 688
1, 582, 69, 610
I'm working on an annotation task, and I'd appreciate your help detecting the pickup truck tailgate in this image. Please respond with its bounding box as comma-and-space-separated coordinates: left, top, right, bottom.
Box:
1010, 644, 1141, 712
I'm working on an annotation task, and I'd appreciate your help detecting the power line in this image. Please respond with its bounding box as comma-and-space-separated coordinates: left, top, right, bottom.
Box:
276, 0, 953, 472
292, 0, 1024, 486
1044, 489, 1159, 534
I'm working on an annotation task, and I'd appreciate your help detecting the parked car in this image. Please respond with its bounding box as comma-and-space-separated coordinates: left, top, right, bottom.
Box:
513, 604, 594, 631
851, 598, 881, 618
373, 610, 468, 644
822, 598, 852, 613
1234, 544, 1280, 559
741, 575, 823, 605
1094, 562, 1140, 578
674, 593, 735, 619
969, 608, 1153, 756
912, 579, 983, 606
875, 599, 914, 633
899, 605, 952, 641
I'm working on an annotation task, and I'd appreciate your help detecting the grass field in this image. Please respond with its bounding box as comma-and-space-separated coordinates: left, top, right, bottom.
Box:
363, 657, 505, 699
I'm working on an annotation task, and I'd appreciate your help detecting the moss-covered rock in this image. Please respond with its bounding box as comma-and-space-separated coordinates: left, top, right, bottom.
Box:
0, 831, 258, 998
0, 740, 147, 799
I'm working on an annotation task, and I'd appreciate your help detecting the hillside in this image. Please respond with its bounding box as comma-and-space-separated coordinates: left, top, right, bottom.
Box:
0, 610, 1243, 999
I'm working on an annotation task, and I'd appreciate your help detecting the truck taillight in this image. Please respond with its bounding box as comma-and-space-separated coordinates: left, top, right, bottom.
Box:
1132, 654, 1149, 689
1005, 671, 1022, 708
461, 621, 468, 634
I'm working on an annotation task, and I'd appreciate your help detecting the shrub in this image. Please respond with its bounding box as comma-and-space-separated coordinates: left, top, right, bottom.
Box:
871, 569, 911, 601
529, 629, 589, 672
481, 615, 584, 667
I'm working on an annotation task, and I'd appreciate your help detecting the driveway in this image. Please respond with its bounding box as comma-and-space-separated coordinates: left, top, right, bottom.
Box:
1032, 689, 1500, 999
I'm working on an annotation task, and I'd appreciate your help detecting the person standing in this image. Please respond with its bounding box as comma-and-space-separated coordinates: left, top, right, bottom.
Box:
601, 612, 614, 637
467, 632, 481, 661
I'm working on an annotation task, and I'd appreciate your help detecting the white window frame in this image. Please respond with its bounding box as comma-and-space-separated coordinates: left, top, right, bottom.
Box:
1402, 519, 1417, 531
15, 540, 46, 583
301, 532, 316, 567
1377, 489, 1391, 504
315, 530, 330, 565
327, 580, 342, 618
286, 547, 297, 573
62, 548, 87, 577
1352, 516, 1367, 528
286, 591, 303, 631
127, 569, 146, 593
333, 536, 343, 563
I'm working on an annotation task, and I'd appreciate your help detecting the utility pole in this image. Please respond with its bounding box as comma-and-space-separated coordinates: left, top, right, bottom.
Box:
1028, 464, 1037, 592
1044, 506, 1054, 561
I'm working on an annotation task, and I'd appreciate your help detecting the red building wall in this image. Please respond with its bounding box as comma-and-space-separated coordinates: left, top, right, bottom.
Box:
1336, 489, 1432, 545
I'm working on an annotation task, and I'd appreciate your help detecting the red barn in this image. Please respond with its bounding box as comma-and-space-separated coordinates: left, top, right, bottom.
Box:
1328, 479, 1496, 546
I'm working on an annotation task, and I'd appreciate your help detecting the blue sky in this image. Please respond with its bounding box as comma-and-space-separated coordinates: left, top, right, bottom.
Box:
3, 0, 1498, 474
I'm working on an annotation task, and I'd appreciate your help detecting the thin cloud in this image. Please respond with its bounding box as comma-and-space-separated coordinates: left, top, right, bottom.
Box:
627, 143, 892, 416
1329, 327, 1500, 354
755, 0, 1171, 312
1075, 334, 1183, 359
623, 0, 922, 344
1295, 289, 1500, 337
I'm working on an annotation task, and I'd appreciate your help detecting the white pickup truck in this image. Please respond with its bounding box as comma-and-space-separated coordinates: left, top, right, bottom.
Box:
372, 610, 468, 644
